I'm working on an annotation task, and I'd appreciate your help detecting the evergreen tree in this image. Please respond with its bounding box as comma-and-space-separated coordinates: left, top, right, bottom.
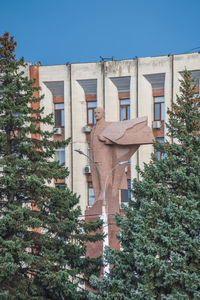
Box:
0, 32, 102, 300
89, 71, 200, 300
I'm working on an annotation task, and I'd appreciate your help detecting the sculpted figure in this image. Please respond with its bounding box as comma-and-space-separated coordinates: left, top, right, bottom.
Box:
90, 108, 112, 202
90, 107, 154, 203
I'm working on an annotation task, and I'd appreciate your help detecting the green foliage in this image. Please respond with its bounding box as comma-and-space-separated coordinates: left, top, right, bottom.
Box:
0, 32, 102, 300
89, 71, 200, 299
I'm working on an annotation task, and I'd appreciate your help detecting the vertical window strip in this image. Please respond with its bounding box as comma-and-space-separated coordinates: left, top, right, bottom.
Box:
154, 96, 165, 121
88, 182, 95, 206
155, 137, 164, 161
55, 103, 64, 127
120, 99, 130, 121
121, 179, 131, 203
55, 148, 65, 165
87, 101, 97, 125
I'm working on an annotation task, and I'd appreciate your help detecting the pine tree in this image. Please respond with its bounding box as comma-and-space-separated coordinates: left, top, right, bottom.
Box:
89, 71, 200, 300
0, 32, 102, 300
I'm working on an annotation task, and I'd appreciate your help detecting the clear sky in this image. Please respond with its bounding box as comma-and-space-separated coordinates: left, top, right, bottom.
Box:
1, 0, 200, 65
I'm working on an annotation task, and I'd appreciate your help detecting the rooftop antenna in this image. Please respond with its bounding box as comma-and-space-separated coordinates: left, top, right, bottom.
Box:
100, 56, 114, 62
183, 46, 200, 54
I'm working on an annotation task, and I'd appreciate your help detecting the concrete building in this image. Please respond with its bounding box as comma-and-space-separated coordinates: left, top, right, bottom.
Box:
28, 53, 200, 254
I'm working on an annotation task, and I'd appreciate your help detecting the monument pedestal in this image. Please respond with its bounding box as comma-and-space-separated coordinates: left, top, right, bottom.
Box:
85, 187, 121, 274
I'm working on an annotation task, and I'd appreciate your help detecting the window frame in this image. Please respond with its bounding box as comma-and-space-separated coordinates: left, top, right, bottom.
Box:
55, 148, 65, 166
121, 179, 131, 203
55, 103, 64, 128
87, 101, 97, 126
154, 96, 165, 121
120, 98, 130, 121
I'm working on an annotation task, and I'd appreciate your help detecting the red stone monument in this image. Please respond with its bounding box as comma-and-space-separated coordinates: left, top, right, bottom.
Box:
86, 107, 154, 271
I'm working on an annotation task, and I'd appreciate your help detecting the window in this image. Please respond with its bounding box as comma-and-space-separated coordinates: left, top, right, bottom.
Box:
193, 93, 200, 112
55, 103, 64, 127
87, 143, 91, 164
154, 96, 165, 121
11, 143, 20, 158
194, 93, 199, 98
155, 137, 164, 161
55, 183, 65, 188
88, 182, 95, 206
121, 179, 131, 203
55, 148, 65, 166
87, 101, 97, 125
120, 99, 130, 121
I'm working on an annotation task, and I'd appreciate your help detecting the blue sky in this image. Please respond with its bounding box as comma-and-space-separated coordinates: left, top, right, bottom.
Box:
1, 0, 200, 65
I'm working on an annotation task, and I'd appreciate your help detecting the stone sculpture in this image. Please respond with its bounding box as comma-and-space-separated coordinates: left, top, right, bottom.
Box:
90, 107, 154, 203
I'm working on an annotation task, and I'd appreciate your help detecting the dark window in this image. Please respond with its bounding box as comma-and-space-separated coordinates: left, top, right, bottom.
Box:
120, 99, 130, 121
155, 137, 164, 161
87, 101, 97, 125
55, 103, 64, 127
55, 183, 65, 188
11, 143, 20, 157
154, 96, 165, 121
121, 179, 131, 203
88, 182, 95, 206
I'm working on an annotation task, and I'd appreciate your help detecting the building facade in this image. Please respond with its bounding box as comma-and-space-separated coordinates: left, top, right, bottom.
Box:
28, 52, 200, 218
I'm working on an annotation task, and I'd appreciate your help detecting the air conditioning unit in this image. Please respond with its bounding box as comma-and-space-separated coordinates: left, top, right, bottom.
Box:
82, 126, 91, 133
120, 202, 129, 209
152, 121, 161, 129
54, 127, 62, 135
83, 165, 91, 174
